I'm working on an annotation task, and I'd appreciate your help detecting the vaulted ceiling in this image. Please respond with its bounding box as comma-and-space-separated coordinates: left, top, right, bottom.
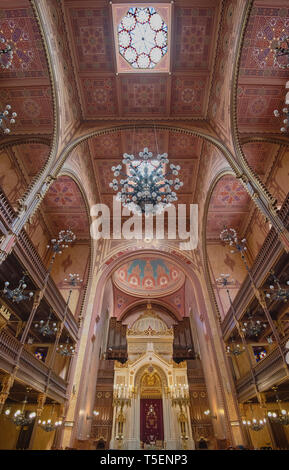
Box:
0, 0, 288, 259
63, 0, 220, 121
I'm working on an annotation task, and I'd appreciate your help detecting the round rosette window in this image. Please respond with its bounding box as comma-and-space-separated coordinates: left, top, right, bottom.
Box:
118, 6, 168, 69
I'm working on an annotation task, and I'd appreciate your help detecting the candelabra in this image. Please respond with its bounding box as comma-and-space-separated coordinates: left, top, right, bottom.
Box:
0, 36, 13, 69
113, 384, 131, 408
265, 271, 289, 303
34, 311, 58, 337
0, 104, 17, 134
171, 384, 190, 408
110, 147, 183, 215
3, 273, 34, 303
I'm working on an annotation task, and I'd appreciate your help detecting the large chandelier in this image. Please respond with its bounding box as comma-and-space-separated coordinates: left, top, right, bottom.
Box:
110, 147, 183, 215
3, 273, 34, 303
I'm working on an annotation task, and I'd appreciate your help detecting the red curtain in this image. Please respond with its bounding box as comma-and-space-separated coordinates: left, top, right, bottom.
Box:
140, 399, 164, 443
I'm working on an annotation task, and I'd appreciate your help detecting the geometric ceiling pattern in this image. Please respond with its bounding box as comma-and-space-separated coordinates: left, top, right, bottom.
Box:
237, 2, 289, 134
206, 175, 252, 240
43, 176, 89, 240
64, 1, 220, 120
0, 0, 53, 134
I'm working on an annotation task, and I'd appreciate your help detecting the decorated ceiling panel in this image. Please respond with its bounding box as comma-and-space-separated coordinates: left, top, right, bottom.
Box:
206, 175, 251, 239
0, 0, 54, 135
242, 141, 280, 177
173, 6, 217, 71
13, 142, 50, 179
43, 175, 90, 240
113, 257, 185, 297
62, 0, 221, 120
237, 3, 289, 134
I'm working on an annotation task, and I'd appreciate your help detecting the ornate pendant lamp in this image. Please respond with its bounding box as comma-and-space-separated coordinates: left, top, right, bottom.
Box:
110, 147, 183, 215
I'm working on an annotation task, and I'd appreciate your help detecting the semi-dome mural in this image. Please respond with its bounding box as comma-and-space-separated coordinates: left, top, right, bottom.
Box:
112, 257, 185, 297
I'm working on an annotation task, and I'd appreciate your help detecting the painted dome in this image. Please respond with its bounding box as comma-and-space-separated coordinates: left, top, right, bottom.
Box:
113, 257, 185, 297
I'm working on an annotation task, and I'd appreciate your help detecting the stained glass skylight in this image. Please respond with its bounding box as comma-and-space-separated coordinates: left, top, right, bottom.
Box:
118, 7, 168, 69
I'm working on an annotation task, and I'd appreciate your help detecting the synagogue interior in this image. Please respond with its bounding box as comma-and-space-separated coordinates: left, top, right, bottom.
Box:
0, 0, 289, 451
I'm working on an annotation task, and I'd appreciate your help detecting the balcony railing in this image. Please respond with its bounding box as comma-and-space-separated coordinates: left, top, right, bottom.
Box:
235, 334, 289, 402
222, 193, 289, 340
0, 327, 68, 402
14, 230, 79, 342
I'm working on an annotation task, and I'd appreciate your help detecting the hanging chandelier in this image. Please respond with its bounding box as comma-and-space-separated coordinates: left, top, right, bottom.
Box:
4, 395, 36, 428
3, 273, 34, 303
241, 313, 267, 338
242, 417, 267, 432
47, 229, 76, 254
0, 104, 17, 134
38, 418, 62, 432
265, 270, 289, 303
34, 311, 58, 337
57, 337, 75, 357
267, 387, 289, 426
110, 147, 183, 215
226, 337, 245, 356
0, 36, 13, 69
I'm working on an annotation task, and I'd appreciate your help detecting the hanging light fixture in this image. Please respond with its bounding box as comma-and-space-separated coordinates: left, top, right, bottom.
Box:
4, 394, 36, 428
242, 402, 267, 431
0, 104, 17, 134
226, 337, 245, 356
57, 337, 75, 357
47, 229, 76, 255
241, 312, 267, 338
3, 273, 34, 303
38, 418, 62, 432
110, 147, 183, 215
265, 270, 289, 303
242, 416, 267, 431
37, 403, 63, 432
34, 310, 58, 337
0, 36, 13, 69
267, 387, 289, 426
